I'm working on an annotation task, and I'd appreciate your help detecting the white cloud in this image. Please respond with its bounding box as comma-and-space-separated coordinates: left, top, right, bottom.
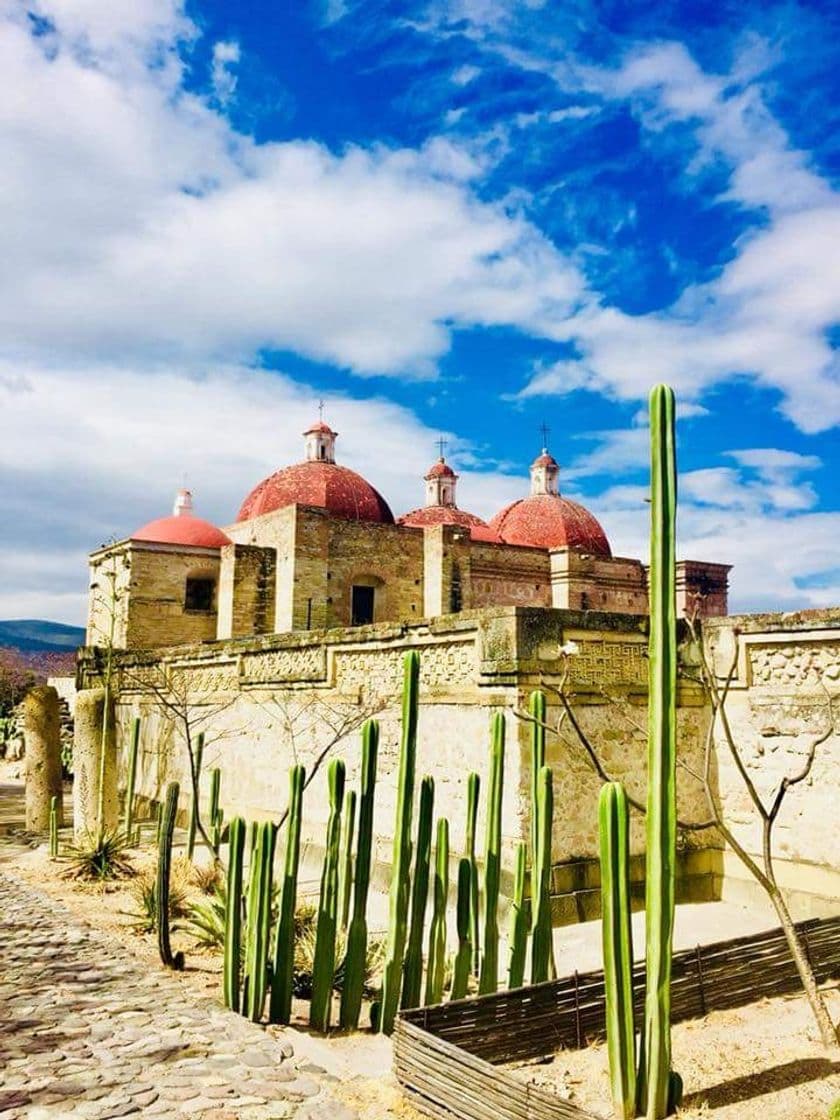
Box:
211, 40, 240, 104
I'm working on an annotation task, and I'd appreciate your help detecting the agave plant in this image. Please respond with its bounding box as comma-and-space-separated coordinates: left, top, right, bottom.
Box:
64, 830, 134, 881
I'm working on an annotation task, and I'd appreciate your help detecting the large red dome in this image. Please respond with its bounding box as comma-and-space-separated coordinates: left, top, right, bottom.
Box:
489, 494, 611, 554
238, 461, 394, 524
398, 505, 499, 540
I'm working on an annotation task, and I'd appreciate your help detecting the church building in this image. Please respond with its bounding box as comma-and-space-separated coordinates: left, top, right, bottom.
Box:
87, 418, 730, 649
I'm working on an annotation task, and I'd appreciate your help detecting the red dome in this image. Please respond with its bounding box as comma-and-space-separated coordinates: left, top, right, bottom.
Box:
398, 506, 498, 540
132, 515, 231, 549
238, 461, 394, 523
425, 458, 456, 480
489, 494, 611, 554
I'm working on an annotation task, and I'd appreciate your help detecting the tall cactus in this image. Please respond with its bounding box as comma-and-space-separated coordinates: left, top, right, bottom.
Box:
244, 820, 277, 1022
600, 782, 636, 1120
186, 731, 205, 860
478, 713, 504, 994
49, 795, 59, 858
507, 840, 528, 989
379, 651, 420, 1035
464, 771, 481, 974
310, 758, 346, 1032
529, 690, 546, 868
123, 716, 141, 839
531, 765, 554, 983
224, 817, 246, 1012
208, 767, 222, 854
401, 776, 435, 1010
269, 764, 305, 1025
451, 857, 472, 1000
340, 721, 379, 1030
639, 384, 678, 1120
157, 781, 185, 971
339, 789, 357, 931
424, 817, 449, 1006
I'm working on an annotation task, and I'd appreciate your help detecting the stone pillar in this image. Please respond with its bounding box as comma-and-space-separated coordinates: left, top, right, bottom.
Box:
22, 685, 63, 831
72, 688, 118, 838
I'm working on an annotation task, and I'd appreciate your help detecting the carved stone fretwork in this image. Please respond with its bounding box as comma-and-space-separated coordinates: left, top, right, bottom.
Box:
567, 637, 647, 688
241, 646, 326, 686
749, 640, 840, 690
334, 640, 477, 697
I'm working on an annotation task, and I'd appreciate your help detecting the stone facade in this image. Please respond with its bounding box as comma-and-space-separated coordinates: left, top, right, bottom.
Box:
703, 608, 840, 916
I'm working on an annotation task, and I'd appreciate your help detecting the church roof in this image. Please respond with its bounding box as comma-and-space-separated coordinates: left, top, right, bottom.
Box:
425, 457, 457, 480
489, 493, 611, 554
132, 490, 231, 549
398, 505, 498, 539
237, 461, 394, 524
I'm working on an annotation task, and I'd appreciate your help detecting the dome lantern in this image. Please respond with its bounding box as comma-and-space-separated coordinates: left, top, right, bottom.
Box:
530, 449, 560, 497
425, 456, 457, 508
303, 419, 337, 464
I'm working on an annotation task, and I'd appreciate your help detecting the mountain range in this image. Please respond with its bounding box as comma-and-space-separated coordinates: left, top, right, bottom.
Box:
0, 619, 86, 654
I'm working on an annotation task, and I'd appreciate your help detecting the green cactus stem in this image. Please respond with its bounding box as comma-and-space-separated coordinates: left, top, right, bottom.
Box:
244, 820, 277, 1022
310, 758, 346, 1033
339, 788, 357, 932
478, 713, 504, 995
529, 690, 546, 870
123, 716, 141, 839
531, 766, 554, 984
224, 817, 246, 1012
424, 817, 449, 1006
465, 771, 480, 975
451, 857, 472, 1000
208, 767, 222, 852
340, 721, 379, 1031
157, 781, 185, 971
186, 731, 205, 861
402, 776, 435, 1010
49, 795, 59, 858
639, 383, 678, 1120
269, 764, 306, 1025
507, 841, 528, 989
599, 781, 636, 1120
379, 651, 420, 1035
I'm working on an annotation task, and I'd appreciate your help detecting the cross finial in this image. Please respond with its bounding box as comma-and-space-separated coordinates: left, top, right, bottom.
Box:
436, 435, 448, 460
318, 398, 325, 422
539, 421, 550, 450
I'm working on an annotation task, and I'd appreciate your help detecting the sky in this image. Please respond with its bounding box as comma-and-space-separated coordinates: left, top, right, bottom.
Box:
0, 0, 838, 624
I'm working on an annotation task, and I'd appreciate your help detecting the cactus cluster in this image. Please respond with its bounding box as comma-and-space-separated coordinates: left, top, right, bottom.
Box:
186, 732, 205, 861
506, 840, 528, 989
531, 764, 554, 984
224, 816, 246, 1012
208, 768, 223, 854
270, 764, 305, 1025
451, 857, 473, 1000
244, 820, 277, 1022
402, 776, 434, 1010
424, 817, 449, 1006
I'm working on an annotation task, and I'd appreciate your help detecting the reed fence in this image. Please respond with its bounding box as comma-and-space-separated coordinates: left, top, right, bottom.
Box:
394, 914, 840, 1120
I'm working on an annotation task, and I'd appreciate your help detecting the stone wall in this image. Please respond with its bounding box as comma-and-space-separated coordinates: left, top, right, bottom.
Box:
703, 608, 840, 917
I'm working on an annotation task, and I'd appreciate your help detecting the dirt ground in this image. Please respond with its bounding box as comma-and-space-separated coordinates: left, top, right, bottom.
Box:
508, 986, 840, 1120
2, 775, 838, 1120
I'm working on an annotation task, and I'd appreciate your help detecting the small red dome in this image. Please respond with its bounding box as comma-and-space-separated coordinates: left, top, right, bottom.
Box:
132, 515, 231, 549
238, 461, 394, 523
398, 506, 497, 540
304, 420, 337, 436
425, 458, 457, 480
489, 494, 611, 554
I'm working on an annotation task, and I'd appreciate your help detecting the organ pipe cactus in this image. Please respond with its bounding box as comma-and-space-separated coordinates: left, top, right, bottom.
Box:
157, 781, 185, 971
379, 651, 420, 1035
506, 840, 528, 989
224, 817, 246, 1012
531, 766, 554, 984
186, 732, 205, 860
339, 789, 357, 931
639, 384, 678, 1120
465, 771, 480, 974
310, 758, 346, 1032
451, 857, 472, 1000
340, 721, 379, 1030
49, 795, 59, 858
529, 690, 546, 868
244, 820, 277, 1022
478, 713, 504, 994
401, 776, 435, 1010
123, 717, 140, 839
269, 764, 305, 1025
208, 768, 222, 854
599, 781, 636, 1120
424, 817, 449, 1006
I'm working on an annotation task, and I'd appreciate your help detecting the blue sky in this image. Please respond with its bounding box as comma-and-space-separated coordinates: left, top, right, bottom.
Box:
0, 0, 838, 622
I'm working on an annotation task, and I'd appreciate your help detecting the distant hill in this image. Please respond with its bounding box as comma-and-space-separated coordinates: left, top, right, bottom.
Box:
0, 619, 86, 653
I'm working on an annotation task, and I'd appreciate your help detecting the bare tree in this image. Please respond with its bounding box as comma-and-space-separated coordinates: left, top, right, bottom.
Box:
514, 634, 839, 1050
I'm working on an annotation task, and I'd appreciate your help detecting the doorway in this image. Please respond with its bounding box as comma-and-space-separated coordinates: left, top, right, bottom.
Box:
351, 584, 375, 626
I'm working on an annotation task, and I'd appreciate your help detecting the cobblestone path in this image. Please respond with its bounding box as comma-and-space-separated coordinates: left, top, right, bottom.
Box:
0, 873, 357, 1120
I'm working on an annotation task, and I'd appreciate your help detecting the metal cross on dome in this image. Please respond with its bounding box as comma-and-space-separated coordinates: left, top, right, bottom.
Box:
436, 435, 448, 459
318, 399, 326, 422
539, 421, 551, 450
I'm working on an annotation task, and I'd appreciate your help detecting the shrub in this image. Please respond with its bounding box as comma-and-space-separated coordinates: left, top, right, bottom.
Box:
64, 830, 134, 881
125, 856, 191, 933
